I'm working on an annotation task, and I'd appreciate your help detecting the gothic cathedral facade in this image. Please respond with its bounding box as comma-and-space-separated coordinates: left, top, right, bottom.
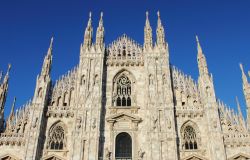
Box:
0, 12, 250, 160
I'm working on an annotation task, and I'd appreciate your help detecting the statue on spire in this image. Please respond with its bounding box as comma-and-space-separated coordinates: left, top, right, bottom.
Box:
156, 11, 165, 47
96, 12, 104, 49
144, 11, 152, 50
84, 12, 93, 49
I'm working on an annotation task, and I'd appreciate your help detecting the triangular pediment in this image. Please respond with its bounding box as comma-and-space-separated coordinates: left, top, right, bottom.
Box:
106, 112, 141, 122
183, 154, 207, 160
228, 153, 250, 160
43, 154, 66, 160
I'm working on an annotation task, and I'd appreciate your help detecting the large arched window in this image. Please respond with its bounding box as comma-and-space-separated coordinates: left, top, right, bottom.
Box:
183, 125, 198, 150
47, 122, 66, 150
115, 132, 132, 159
114, 74, 132, 107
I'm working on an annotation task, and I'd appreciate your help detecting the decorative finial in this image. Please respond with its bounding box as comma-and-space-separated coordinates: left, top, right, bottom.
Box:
0, 71, 2, 81
89, 12, 92, 18
196, 35, 202, 53
196, 35, 199, 43
87, 12, 92, 28
11, 97, 16, 113
100, 12, 103, 19
6, 63, 11, 76
239, 63, 249, 85
157, 11, 160, 18
50, 37, 54, 47
146, 11, 149, 19
236, 96, 243, 117
239, 63, 244, 74
236, 96, 240, 107
7, 64, 11, 72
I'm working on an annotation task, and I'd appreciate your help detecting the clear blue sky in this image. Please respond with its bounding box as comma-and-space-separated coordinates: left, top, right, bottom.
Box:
0, 0, 250, 118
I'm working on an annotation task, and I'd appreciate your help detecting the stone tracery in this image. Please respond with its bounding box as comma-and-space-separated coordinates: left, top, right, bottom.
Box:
181, 121, 200, 151
112, 70, 135, 107
47, 122, 66, 150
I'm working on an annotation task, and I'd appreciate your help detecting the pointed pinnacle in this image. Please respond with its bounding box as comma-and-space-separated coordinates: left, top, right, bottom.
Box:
239, 63, 247, 81
4, 63, 11, 78
145, 11, 151, 27
100, 12, 103, 19
99, 12, 103, 26
50, 37, 54, 49
236, 96, 242, 114
196, 35, 199, 43
7, 64, 11, 74
0, 70, 2, 82
196, 35, 202, 53
239, 63, 244, 73
11, 97, 16, 114
87, 12, 92, 27
89, 12, 92, 18
47, 37, 53, 56
157, 11, 163, 27
248, 71, 250, 77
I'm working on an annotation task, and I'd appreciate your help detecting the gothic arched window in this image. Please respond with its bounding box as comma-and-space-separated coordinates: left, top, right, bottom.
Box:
183, 125, 198, 150
115, 75, 131, 107
47, 122, 66, 150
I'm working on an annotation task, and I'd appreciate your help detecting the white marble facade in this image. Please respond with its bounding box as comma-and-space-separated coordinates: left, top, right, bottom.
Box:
0, 12, 250, 160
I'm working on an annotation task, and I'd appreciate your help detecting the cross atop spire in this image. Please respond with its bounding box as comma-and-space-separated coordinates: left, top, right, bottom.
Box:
144, 11, 152, 49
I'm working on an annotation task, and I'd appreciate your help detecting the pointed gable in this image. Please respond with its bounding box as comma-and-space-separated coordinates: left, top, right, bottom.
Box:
0, 154, 20, 160
183, 154, 208, 160
228, 153, 250, 160
43, 154, 66, 160
107, 34, 143, 66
